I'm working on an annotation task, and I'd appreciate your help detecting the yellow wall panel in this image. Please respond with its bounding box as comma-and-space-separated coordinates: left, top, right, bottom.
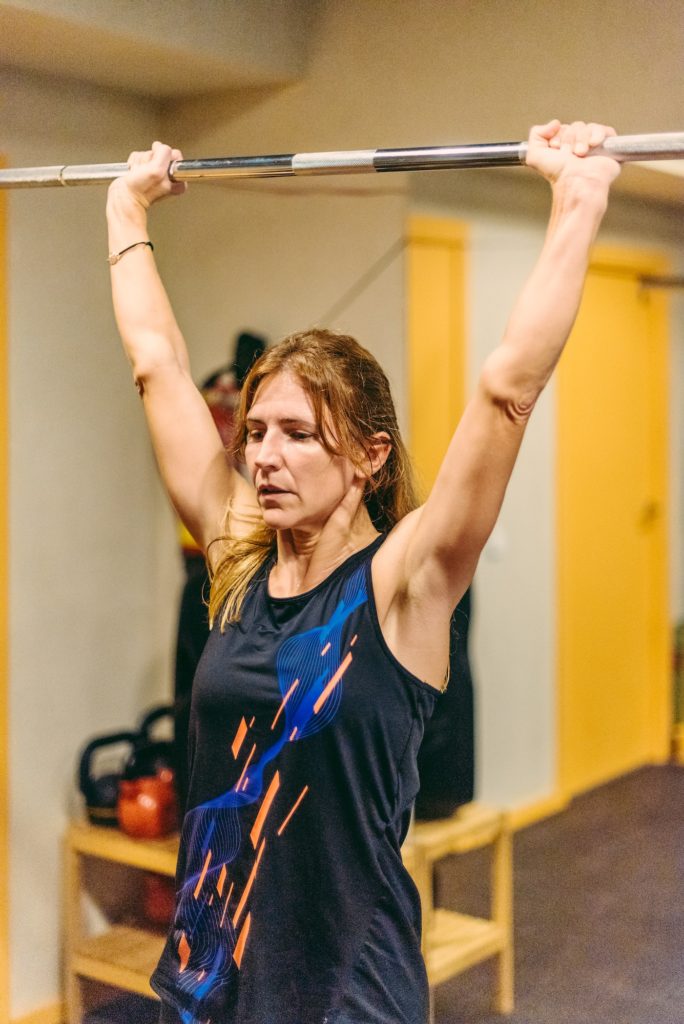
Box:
0, 156, 9, 1024
406, 216, 467, 498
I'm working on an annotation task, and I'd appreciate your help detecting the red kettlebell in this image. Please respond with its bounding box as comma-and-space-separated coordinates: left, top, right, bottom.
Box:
117, 768, 178, 839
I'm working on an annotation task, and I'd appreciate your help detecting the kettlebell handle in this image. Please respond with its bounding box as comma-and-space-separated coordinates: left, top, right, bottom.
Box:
138, 704, 175, 741
78, 731, 138, 798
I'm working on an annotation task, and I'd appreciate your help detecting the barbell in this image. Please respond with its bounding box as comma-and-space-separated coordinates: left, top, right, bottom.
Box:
0, 132, 682, 189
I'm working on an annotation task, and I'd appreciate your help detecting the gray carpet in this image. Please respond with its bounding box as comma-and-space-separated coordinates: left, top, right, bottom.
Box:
433, 765, 684, 1024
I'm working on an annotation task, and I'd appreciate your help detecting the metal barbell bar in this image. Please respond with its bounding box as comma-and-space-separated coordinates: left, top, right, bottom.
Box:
1, 132, 682, 189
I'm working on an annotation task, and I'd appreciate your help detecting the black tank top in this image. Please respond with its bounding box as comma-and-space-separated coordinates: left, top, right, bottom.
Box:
151, 535, 438, 1023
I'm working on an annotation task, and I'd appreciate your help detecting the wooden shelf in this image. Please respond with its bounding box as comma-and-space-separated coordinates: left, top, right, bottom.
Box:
64, 805, 514, 1021
68, 821, 179, 876
64, 822, 180, 1020
411, 803, 505, 858
73, 925, 164, 999
426, 910, 506, 986
69, 910, 506, 1004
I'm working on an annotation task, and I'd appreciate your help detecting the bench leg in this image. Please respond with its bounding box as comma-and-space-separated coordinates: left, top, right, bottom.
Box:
63, 839, 84, 1023
492, 820, 514, 1013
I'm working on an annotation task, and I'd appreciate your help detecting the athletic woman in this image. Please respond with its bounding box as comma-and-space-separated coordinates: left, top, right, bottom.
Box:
106, 120, 620, 1024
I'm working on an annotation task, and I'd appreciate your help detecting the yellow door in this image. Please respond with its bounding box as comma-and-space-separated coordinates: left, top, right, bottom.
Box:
557, 246, 670, 798
0, 160, 8, 1021
406, 216, 467, 493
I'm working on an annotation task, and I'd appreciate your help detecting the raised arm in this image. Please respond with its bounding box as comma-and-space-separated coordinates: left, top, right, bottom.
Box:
107, 142, 256, 555
381, 120, 621, 619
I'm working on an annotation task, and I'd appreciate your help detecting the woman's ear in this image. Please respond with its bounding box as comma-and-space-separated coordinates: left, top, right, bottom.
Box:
362, 432, 392, 478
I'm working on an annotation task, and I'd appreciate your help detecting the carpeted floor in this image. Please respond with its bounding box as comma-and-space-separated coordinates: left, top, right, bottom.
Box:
433, 765, 684, 1024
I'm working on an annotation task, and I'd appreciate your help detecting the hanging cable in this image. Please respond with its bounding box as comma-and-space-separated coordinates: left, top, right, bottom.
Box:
314, 237, 407, 326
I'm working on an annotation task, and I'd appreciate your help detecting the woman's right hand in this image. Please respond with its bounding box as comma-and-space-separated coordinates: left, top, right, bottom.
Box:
526, 119, 621, 194
108, 141, 187, 211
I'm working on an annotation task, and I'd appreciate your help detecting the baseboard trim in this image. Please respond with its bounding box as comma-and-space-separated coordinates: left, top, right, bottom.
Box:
12, 1002, 64, 1024
508, 791, 569, 832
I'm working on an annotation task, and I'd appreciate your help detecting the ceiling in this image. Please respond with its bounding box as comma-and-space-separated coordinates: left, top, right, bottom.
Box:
0, 0, 313, 98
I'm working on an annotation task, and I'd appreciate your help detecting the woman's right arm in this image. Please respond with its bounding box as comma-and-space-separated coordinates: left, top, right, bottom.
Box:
107, 141, 257, 554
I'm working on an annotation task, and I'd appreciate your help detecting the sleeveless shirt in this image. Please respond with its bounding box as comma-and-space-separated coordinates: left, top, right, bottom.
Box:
151, 535, 438, 1024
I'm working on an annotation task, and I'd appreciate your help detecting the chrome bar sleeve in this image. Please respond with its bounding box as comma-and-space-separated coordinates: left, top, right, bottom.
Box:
374, 142, 525, 171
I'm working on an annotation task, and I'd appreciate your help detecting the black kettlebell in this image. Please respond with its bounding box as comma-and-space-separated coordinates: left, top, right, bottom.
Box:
78, 731, 137, 826
124, 705, 176, 781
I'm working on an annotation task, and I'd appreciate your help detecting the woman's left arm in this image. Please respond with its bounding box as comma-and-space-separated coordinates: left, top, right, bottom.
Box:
390, 120, 622, 610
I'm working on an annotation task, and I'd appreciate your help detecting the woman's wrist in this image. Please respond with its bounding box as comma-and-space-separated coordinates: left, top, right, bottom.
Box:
106, 181, 150, 225
549, 174, 609, 223
106, 186, 151, 256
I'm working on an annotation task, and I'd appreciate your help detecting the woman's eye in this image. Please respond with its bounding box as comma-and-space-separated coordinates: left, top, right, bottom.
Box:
246, 430, 263, 442
290, 431, 315, 441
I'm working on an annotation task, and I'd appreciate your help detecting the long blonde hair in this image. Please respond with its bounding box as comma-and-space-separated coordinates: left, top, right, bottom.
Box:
208, 328, 419, 628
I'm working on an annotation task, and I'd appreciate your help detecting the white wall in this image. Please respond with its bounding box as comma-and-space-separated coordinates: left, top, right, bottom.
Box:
1, 68, 176, 1016
468, 214, 558, 806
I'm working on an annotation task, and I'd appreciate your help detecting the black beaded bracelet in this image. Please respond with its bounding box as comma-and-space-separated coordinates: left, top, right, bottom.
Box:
107, 240, 154, 266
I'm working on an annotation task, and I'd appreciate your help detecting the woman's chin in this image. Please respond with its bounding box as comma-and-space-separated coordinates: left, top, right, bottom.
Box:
260, 506, 293, 528
260, 506, 321, 533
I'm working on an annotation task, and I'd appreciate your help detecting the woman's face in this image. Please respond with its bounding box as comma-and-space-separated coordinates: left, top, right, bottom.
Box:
244, 372, 360, 531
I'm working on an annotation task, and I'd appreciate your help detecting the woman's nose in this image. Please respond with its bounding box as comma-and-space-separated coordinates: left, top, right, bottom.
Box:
254, 432, 283, 468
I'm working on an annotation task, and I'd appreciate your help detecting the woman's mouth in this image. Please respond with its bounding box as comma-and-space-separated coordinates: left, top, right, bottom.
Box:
258, 485, 288, 496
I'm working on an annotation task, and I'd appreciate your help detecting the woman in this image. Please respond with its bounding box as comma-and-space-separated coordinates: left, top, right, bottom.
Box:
107, 120, 620, 1024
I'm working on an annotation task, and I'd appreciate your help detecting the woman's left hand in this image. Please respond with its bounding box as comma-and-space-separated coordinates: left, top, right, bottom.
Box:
526, 119, 622, 189
108, 141, 187, 214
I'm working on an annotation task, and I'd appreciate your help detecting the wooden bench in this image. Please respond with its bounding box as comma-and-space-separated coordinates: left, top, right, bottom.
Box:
404, 802, 514, 1017
65, 805, 513, 1021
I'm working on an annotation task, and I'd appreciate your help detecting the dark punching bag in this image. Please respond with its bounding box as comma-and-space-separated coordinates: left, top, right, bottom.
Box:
173, 554, 210, 816
414, 587, 475, 820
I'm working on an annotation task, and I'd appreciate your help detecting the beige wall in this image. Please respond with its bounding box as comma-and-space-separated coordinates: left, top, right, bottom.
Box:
2, 69, 171, 1015
2, 0, 683, 1015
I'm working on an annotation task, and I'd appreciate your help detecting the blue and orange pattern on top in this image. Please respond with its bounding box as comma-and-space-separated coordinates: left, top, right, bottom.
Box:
167, 563, 369, 1023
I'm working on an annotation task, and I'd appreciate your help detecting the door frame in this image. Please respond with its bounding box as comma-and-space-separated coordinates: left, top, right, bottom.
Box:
0, 158, 9, 1024
405, 214, 468, 493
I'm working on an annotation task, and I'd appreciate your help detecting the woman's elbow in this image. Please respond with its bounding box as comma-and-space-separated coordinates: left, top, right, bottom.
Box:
479, 351, 541, 425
